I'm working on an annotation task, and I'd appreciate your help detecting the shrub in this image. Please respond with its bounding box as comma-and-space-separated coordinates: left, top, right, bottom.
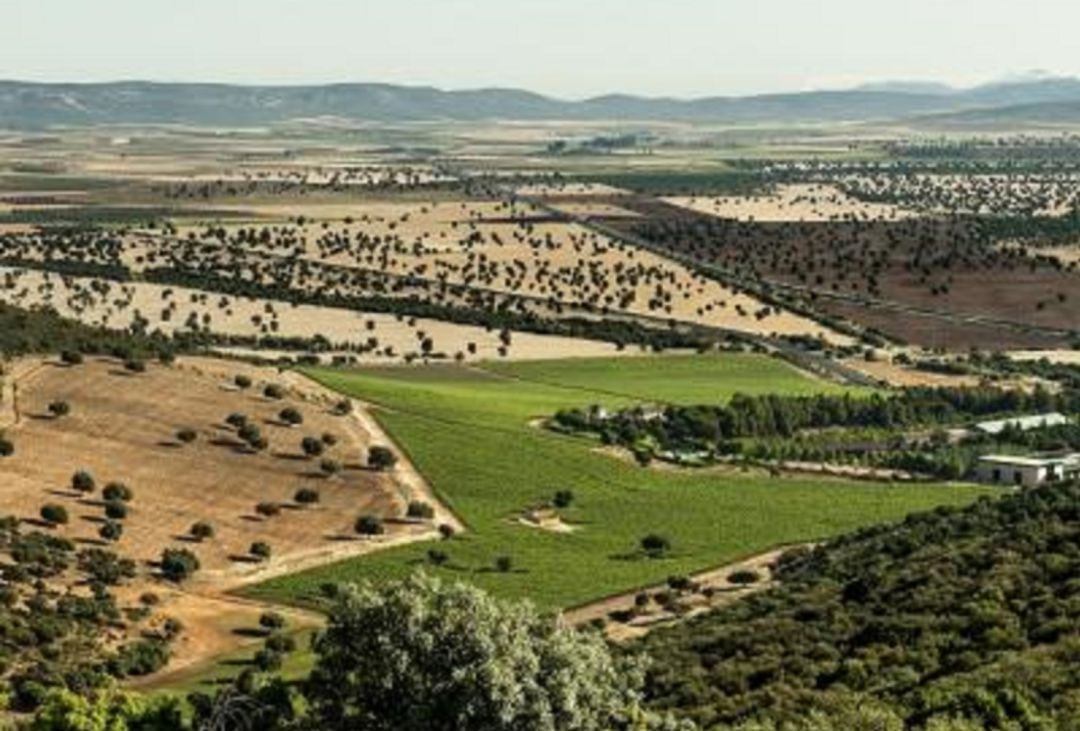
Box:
355, 515, 384, 536
438, 524, 456, 540
99, 521, 123, 542
104, 501, 128, 520
321, 432, 338, 446
189, 521, 215, 542
553, 489, 575, 509
301, 436, 325, 457
264, 384, 285, 400
159, 548, 200, 582
427, 549, 449, 566
253, 648, 282, 672
279, 407, 303, 426
495, 555, 513, 573
78, 547, 134, 583
102, 482, 133, 502
332, 399, 353, 416
234, 374, 253, 389
294, 487, 320, 505
728, 569, 761, 585
406, 500, 435, 520
238, 423, 262, 446
667, 575, 693, 591
0, 437, 13, 457
60, 350, 84, 366
255, 502, 281, 518
320, 458, 342, 476
250, 541, 272, 561
641, 534, 671, 558
47, 400, 70, 417
368, 445, 398, 471
71, 470, 95, 494
176, 427, 197, 444
259, 612, 286, 632
112, 639, 170, 677
124, 358, 146, 373
40, 504, 68, 526
225, 412, 248, 428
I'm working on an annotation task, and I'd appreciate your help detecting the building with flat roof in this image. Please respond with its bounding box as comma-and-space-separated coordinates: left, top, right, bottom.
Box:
975, 453, 1080, 488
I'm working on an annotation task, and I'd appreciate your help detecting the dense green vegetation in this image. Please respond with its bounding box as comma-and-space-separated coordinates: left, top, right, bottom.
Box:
29, 573, 685, 731
245, 355, 988, 610
552, 383, 1079, 476
0, 303, 181, 360
641, 481, 1080, 730
0, 518, 177, 713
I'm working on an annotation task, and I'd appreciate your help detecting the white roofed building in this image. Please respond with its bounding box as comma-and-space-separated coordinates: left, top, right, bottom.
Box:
975, 453, 1080, 488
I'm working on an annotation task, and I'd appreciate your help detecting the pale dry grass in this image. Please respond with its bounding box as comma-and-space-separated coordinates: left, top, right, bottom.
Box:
3, 357, 413, 577
843, 357, 980, 388
0, 266, 628, 362
664, 183, 912, 222
1008, 349, 1080, 365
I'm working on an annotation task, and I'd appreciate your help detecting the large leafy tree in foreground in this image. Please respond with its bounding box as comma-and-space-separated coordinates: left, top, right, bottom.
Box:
302, 572, 663, 731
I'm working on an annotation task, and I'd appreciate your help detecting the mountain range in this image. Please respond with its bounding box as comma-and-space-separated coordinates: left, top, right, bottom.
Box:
4, 76, 1080, 129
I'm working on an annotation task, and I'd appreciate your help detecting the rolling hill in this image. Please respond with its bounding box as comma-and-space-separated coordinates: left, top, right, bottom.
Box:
4, 77, 1080, 129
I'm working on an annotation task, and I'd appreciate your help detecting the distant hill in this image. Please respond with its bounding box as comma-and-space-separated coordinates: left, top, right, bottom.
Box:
914, 99, 1080, 129
4, 77, 1080, 129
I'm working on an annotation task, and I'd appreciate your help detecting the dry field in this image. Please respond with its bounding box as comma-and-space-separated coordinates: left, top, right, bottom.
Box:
0, 267, 628, 363
663, 183, 913, 222
841, 356, 980, 388
2, 265, 626, 362
1007, 349, 1080, 365
148, 200, 845, 342
2, 357, 429, 576
0, 355, 455, 677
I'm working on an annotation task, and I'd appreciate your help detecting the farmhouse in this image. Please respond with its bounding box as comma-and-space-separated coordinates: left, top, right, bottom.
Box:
973, 412, 1069, 436
974, 453, 1080, 488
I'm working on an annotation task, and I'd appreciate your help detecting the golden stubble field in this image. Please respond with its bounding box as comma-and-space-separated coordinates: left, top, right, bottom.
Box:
0, 356, 456, 678
2, 357, 435, 576
663, 183, 914, 222
156, 198, 844, 342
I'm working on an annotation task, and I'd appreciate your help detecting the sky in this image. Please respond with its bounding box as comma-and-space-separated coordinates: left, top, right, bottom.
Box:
5, 0, 1079, 98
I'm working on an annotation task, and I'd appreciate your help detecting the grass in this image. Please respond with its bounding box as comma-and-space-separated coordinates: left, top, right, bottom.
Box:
243, 353, 991, 610
482, 352, 850, 404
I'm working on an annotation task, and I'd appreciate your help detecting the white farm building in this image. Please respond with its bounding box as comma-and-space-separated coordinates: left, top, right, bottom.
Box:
974, 454, 1080, 488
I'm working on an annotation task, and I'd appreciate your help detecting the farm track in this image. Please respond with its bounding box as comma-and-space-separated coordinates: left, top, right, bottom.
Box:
562, 544, 809, 641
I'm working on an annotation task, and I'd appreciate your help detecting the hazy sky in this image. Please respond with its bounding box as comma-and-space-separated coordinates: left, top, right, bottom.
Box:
5, 0, 1079, 98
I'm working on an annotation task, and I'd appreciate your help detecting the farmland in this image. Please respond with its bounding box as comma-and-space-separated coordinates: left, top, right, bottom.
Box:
245, 354, 990, 610
2, 113, 1080, 720
0, 352, 450, 687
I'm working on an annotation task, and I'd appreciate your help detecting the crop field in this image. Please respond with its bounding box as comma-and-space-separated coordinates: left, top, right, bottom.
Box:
245, 354, 990, 610
482, 352, 847, 403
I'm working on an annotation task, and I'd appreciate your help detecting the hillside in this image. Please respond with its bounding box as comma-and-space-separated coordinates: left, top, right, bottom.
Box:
4, 77, 1080, 128
641, 482, 1080, 730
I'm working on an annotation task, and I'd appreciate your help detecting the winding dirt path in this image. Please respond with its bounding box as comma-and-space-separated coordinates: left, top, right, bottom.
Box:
562, 544, 810, 641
